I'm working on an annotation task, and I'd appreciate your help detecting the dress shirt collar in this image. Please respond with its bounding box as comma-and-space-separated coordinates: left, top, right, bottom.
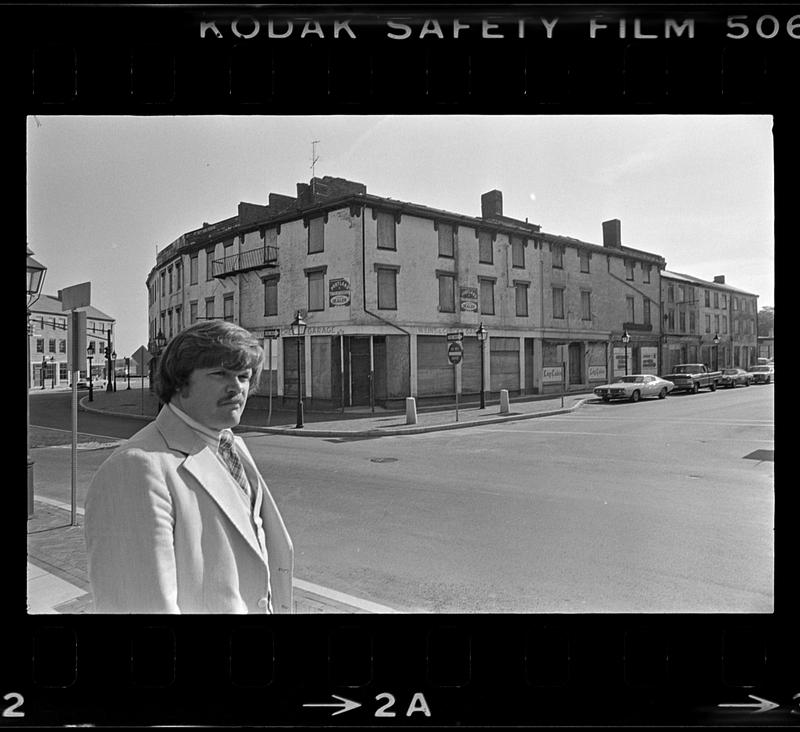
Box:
168, 402, 234, 450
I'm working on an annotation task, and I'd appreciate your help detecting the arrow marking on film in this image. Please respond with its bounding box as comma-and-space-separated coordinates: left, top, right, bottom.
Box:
303, 694, 361, 716
718, 695, 779, 713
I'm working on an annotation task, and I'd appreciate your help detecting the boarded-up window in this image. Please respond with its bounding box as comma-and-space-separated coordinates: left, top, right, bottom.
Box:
478, 231, 493, 263
552, 287, 564, 319
308, 217, 324, 254
308, 270, 325, 311
438, 223, 455, 257
264, 277, 278, 316
438, 273, 455, 312
489, 337, 519, 392
515, 283, 528, 317
377, 268, 397, 310
377, 211, 396, 250
511, 236, 525, 268
480, 278, 495, 315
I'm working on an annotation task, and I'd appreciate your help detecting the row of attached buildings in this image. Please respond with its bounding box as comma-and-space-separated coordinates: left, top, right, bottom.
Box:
146, 176, 762, 410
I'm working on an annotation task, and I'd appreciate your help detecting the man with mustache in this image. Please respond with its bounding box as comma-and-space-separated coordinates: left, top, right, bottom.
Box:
84, 320, 293, 613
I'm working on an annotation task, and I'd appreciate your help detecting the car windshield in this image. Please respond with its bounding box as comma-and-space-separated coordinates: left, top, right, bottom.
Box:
618, 376, 645, 383
722, 369, 738, 375
750, 366, 770, 372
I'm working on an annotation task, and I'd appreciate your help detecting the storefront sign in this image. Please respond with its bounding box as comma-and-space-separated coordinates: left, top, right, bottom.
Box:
640, 346, 658, 375
588, 365, 607, 381
542, 366, 563, 384
460, 286, 478, 312
329, 277, 351, 307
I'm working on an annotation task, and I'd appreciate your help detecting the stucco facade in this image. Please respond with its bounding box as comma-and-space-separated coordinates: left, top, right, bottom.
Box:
147, 176, 678, 408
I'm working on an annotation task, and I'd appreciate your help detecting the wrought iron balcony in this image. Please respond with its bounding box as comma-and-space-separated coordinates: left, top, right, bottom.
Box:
212, 245, 278, 278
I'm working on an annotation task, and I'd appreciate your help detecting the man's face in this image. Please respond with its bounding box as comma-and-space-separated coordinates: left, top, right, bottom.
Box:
172, 366, 252, 431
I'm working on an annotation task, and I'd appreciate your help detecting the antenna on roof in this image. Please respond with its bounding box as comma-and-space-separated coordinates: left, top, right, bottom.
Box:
310, 140, 320, 193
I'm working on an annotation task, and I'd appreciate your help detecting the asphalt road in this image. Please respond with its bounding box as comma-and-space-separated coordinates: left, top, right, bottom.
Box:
29, 384, 774, 613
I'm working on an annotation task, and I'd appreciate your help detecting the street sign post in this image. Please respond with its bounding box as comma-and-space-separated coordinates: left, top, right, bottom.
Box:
447, 341, 464, 420
446, 331, 464, 342
263, 328, 281, 424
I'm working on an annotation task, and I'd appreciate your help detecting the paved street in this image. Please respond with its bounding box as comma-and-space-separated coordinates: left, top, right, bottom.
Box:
29, 384, 774, 613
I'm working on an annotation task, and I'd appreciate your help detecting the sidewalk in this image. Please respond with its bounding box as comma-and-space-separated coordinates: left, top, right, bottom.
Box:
77, 384, 592, 437
29, 385, 592, 614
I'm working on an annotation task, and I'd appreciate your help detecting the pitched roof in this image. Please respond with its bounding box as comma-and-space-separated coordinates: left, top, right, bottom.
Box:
29, 294, 115, 321
662, 270, 757, 297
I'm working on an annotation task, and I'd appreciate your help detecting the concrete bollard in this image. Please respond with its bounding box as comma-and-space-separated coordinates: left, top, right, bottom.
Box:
499, 389, 510, 413
405, 397, 418, 425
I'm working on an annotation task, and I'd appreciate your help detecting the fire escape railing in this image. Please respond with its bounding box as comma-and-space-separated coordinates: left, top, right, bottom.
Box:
212, 245, 278, 278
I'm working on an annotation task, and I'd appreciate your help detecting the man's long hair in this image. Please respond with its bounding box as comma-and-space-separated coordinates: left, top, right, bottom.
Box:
155, 320, 264, 403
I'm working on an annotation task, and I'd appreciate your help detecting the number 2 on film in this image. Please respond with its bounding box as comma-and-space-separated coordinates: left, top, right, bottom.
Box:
2, 692, 25, 718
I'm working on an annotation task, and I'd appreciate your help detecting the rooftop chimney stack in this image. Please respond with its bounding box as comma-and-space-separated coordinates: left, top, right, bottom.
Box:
481, 190, 503, 219
713, 275, 726, 284
602, 219, 622, 248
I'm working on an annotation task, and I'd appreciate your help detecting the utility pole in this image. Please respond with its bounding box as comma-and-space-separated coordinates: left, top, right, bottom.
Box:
310, 140, 320, 194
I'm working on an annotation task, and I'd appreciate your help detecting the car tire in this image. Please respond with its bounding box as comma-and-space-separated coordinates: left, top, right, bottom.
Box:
630, 390, 641, 403
603, 396, 610, 402
709, 382, 717, 392
658, 388, 667, 399
692, 382, 699, 394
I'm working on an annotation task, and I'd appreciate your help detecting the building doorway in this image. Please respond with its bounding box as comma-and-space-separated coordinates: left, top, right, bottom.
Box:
568, 342, 583, 385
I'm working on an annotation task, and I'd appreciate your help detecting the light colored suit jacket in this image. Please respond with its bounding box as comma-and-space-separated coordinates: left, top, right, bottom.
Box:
84, 406, 293, 614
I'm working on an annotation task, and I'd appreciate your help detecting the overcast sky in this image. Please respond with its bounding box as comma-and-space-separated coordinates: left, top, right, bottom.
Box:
26, 115, 774, 358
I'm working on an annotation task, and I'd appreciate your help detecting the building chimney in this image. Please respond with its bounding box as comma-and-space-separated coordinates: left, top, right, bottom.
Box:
481, 190, 503, 218
602, 219, 622, 248
713, 275, 726, 284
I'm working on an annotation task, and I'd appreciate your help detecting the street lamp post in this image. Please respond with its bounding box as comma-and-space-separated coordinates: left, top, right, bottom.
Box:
149, 330, 167, 408
111, 350, 117, 392
622, 329, 631, 376
125, 357, 131, 389
290, 311, 306, 429
50, 356, 56, 389
476, 322, 487, 409
713, 333, 720, 371
27, 247, 47, 519
87, 352, 94, 402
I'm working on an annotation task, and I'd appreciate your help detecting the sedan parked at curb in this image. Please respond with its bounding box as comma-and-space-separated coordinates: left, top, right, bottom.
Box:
719, 368, 752, 388
747, 365, 774, 384
594, 375, 675, 403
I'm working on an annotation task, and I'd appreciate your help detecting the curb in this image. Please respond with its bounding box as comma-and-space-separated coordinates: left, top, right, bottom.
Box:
80, 395, 590, 437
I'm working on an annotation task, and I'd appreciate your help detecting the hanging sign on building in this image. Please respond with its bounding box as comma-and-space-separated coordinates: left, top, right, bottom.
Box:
640, 346, 658, 375
329, 277, 351, 307
460, 286, 478, 312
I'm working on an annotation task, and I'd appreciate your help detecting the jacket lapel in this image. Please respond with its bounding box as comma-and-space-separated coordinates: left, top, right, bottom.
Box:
155, 407, 265, 562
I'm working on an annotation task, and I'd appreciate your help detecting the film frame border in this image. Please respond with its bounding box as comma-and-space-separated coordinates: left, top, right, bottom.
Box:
10, 1, 794, 727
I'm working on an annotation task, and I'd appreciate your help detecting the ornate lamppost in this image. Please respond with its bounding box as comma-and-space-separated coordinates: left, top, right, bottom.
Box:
27, 247, 47, 519
290, 311, 306, 429
476, 322, 487, 409
622, 329, 631, 376
148, 330, 167, 406
111, 350, 117, 392
713, 333, 720, 371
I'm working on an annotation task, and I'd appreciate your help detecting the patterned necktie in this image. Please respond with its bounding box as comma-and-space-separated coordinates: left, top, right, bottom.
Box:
218, 431, 252, 504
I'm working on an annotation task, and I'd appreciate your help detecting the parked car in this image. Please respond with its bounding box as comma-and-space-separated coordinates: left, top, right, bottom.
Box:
664, 363, 721, 393
747, 365, 774, 384
594, 374, 675, 402
718, 367, 752, 388
76, 376, 107, 390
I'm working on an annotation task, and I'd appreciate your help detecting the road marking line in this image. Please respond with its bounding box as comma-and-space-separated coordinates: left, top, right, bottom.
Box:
31, 424, 127, 442
34, 497, 397, 614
